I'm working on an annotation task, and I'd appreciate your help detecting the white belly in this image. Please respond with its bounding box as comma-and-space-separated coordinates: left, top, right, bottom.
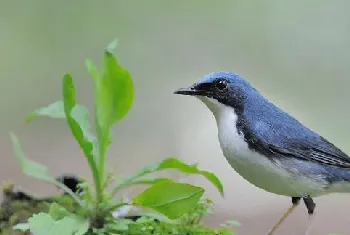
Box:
217, 114, 350, 197
217, 122, 297, 196
198, 97, 327, 197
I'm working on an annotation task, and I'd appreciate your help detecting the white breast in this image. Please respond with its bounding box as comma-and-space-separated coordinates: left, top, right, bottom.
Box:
197, 97, 327, 197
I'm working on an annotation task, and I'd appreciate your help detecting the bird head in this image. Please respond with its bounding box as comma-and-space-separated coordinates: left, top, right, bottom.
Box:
174, 71, 255, 116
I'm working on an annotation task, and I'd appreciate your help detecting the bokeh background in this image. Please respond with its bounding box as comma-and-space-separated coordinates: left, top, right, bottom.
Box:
1, 1, 350, 234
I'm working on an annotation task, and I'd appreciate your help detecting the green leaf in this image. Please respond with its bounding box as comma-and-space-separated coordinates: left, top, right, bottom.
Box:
155, 158, 224, 196
9, 132, 84, 206
48, 203, 70, 220
62, 74, 100, 190
93, 45, 133, 186
110, 164, 159, 196
13, 223, 30, 231
95, 48, 134, 135
27, 213, 89, 235
129, 177, 173, 185
62, 74, 94, 155
102, 49, 133, 122
111, 158, 224, 197
70, 104, 95, 144
111, 176, 173, 196
85, 59, 99, 83
26, 101, 65, 123
109, 176, 172, 203
10, 132, 52, 181
133, 181, 204, 219
105, 38, 119, 53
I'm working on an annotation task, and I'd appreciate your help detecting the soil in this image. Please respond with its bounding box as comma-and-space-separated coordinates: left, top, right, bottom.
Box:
0, 183, 52, 235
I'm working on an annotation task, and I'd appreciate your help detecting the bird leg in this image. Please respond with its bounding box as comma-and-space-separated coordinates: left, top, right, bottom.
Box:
303, 196, 316, 235
265, 197, 301, 235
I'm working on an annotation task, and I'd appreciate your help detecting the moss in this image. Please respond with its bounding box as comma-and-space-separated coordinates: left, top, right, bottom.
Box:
92, 201, 235, 235
0, 183, 78, 235
0, 183, 234, 235
116, 217, 235, 235
0, 200, 48, 235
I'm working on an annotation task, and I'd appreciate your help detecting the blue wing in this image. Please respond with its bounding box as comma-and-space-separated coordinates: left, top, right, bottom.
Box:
240, 98, 350, 169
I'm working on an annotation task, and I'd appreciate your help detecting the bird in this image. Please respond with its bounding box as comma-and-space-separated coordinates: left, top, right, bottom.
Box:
174, 71, 350, 235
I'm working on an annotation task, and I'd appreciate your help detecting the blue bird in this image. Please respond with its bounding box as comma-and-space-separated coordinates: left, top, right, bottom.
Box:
174, 71, 350, 235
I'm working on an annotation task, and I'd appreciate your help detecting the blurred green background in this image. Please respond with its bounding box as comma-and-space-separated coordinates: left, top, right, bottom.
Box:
1, 1, 350, 234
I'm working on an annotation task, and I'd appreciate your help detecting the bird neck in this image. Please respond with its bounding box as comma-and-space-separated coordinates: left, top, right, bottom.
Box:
197, 96, 239, 128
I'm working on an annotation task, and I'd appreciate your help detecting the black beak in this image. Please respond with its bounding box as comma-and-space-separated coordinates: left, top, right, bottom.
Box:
174, 86, 198, 96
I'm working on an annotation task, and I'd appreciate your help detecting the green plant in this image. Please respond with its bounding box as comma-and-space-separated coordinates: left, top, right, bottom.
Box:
9, 40, 229, 235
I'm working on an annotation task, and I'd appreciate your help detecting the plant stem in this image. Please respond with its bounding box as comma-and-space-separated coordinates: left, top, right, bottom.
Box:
98, 144, 106, 192
87, 153, 103, 208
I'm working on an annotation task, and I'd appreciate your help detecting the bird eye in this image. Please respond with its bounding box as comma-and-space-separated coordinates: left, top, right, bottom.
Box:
215, 79, 228, 92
